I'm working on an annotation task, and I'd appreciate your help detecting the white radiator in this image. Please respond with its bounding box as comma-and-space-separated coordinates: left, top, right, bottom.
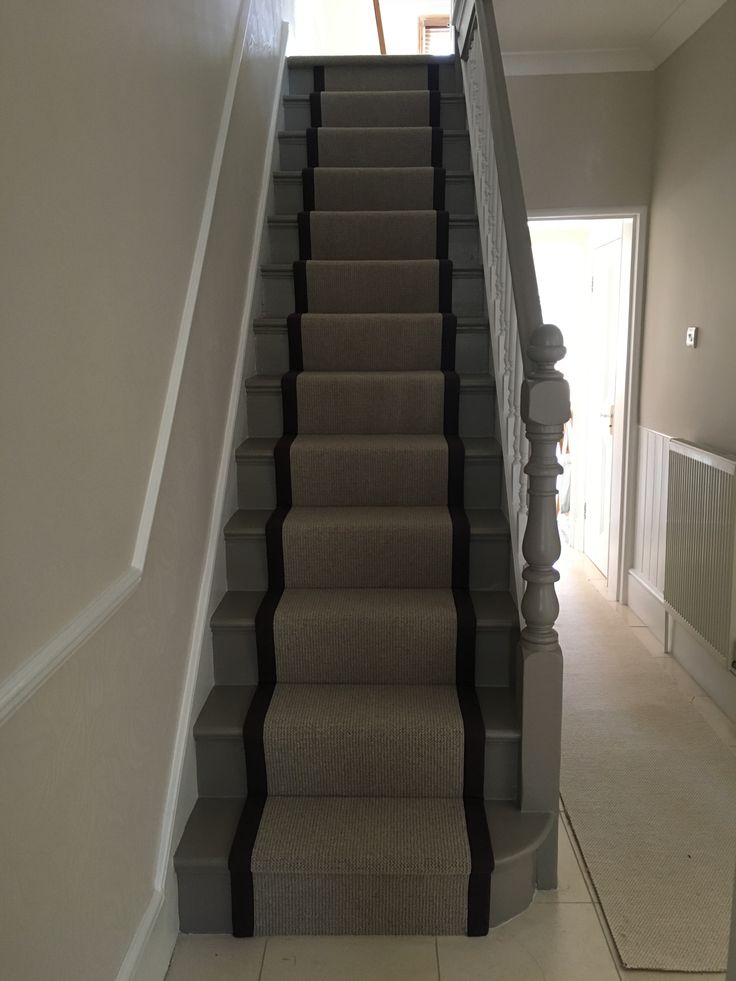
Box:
664, 440, 736, 669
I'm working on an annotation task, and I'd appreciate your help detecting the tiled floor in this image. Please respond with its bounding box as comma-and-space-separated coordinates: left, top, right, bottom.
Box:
165, 548, 732, 980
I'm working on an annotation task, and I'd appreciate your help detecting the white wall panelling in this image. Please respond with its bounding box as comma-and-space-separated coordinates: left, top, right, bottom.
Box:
632, 426, 670, 595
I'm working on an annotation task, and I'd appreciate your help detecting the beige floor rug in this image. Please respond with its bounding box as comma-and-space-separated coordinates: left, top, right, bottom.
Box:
557, 550, 736, 971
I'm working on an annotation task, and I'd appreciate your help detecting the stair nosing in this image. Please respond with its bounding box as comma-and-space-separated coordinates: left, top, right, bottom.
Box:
278, 128, 470, 141
193, 683, 520, 742
283, 93, 466, 105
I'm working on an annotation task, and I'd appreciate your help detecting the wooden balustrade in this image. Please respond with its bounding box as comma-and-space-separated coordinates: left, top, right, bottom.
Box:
452, 0, 570, 850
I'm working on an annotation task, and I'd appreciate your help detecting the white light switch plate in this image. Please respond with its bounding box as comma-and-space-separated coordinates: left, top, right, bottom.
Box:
686, 326, 698, 348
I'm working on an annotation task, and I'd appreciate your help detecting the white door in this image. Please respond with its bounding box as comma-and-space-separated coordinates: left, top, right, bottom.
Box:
582, 230, 623, 575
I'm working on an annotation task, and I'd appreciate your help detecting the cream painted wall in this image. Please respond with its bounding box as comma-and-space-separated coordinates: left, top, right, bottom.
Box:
0, 1, 286, 978
0, 0, 242, 680
507, 72, 655, 211
639, 0, 736, 454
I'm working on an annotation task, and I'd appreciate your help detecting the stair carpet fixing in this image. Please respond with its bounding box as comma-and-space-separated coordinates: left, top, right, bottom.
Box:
175, 55, 525, 938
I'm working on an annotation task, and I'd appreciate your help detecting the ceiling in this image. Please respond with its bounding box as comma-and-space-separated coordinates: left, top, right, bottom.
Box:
493, 0, 726, 71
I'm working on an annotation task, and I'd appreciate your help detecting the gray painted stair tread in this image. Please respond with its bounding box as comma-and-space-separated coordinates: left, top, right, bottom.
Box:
174, 797, 546, 873
472, 589, 518, 626
278, 128, 469, 140
488, 804, 554, 867
478, 688, 519, 741
235, 435, 502, 462
288, 54, 455, 66
283, 93, 466, 106
174, 797, 243, 870
273, 169, 474, 180
261, 262, 483, 274
245, 372, 494, 391
194, 685, 255, 738
194, 684, 518, 744
211, 587, 516, 632
223, 507, 509, 540
253, 314, 488, 329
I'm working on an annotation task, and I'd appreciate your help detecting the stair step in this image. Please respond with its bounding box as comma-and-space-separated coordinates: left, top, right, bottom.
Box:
253, 314, 489, 375
287, 55, 461, 96
273, 170, 477, 215
174, 797, 551, 933
244, 373, 495, 438
235, 434, 502, 509
193, 684, 518, 800
282, 93, 467, 132
211, 588, 518, 689
223, 506, 510, 591
266, 213, 481, 264
259, 262, 486, 318
279, 129, 470, 170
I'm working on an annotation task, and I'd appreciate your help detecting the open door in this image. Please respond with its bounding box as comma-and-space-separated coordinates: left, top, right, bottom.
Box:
582, 227, 623, 575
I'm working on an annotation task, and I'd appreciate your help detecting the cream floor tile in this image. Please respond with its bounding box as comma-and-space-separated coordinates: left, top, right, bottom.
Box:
535, 821, 591, 904
628, 625, 666, 657
165, 934, 266, 981
260, 935, 439, 981
437, 904, 618, 981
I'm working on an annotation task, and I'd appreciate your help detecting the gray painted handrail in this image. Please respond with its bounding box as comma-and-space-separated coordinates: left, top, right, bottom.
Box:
453, 0, 570, 850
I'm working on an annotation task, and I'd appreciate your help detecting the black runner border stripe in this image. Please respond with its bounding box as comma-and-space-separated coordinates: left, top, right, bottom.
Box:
287, 313, 304, 371
441, 313, 457, 371
463, 796, 494, 936
297, 213, 311, 260
309, 92, 322, 128
443, 370, 460, 435
453, 588, 476, 687
429, 90, 441, 127
439, 259, 452, 313
228, 794, 266, 937
433, 168, 446, 210
446, 435, 465, 508
313, 66, 325, 92
306, 128, 319, 167
449, 506, 470, 589
302, 168, 315, 212
436, 211, 450, 259
293, 261, 309, 314
428, 63, 440, 91
431, 127, 443, 166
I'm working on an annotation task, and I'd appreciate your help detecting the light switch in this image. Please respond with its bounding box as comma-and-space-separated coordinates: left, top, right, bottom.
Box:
686, 326, 698, 348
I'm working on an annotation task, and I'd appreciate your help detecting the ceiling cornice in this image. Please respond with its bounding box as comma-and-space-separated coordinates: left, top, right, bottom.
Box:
498, 0, 727, 76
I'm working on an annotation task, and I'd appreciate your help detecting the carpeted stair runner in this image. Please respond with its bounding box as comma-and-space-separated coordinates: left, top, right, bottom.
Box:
227, 61, 494, 937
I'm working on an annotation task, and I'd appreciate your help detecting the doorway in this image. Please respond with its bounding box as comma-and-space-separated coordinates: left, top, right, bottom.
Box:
529, 215, 642, 597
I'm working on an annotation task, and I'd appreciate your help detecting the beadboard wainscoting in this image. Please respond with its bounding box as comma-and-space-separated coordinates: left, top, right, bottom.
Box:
628, 425, 736, 722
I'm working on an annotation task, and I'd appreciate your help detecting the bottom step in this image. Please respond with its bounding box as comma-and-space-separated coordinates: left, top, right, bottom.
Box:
174, 797, 554, 934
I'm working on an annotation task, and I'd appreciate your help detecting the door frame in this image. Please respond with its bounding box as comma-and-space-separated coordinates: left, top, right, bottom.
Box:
528, 206, 649, 603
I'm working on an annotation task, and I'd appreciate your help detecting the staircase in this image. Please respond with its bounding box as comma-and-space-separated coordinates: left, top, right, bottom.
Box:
175, 42, 565, 937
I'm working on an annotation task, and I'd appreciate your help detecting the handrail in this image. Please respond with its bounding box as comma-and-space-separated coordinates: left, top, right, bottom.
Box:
373, 0, 386, 55
452, 0, 570, 831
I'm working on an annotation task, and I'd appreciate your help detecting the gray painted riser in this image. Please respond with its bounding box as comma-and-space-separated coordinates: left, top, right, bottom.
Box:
174, 799, 549, 935
282, 96, 467, 132
254, 321, 489, 375
287, 62, 461, 96
260, 267, 486, 319
224, 527, 511, 592
236, 451, 502, 510
278, 131, 470, 171
266, 217, 481, 265
273, 173, 477, 216
212, 622, 516, 689
245, 383, 495, 438
193, 687, 519, 802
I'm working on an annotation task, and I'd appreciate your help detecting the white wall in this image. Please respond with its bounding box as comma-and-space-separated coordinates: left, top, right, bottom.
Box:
507, 72, 654, 212
639, 0, 736, 455
0, 2, 287, 978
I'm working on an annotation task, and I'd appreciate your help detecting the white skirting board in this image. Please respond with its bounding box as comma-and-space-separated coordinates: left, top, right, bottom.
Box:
628, 569, 736, 724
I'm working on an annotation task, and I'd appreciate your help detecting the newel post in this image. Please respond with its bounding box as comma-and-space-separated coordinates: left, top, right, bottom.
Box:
517, 323, 570, 885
